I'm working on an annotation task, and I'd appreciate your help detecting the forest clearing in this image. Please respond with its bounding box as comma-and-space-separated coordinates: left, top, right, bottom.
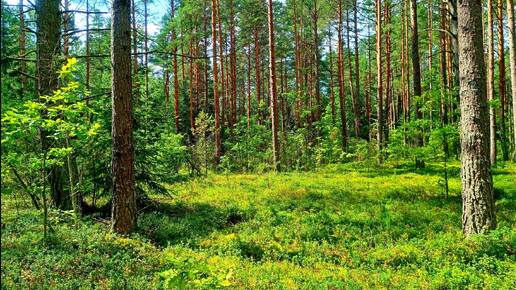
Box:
1, 0, 516, 288
2, 162, 515, 288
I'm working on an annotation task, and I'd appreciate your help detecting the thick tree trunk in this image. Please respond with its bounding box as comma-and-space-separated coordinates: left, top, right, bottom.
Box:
457, 0, 496, 236
36, 0, 68, 210
111, 0, 136, 234
268, 0, 280, 171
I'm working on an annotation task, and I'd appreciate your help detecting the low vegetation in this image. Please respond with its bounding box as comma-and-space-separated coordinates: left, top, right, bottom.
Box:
2, 162, 514, 289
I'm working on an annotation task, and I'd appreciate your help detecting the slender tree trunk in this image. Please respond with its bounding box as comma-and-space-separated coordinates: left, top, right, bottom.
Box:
366, 23, 372, 138
440, 0, 449, 125
329, 26, 335, 123
254, 28, 262, 123
211, 0, 221, 163
346, 8, 359, 137
216, 0, 226, 127
498, 0, 509, 160
385, 1, 392, 141
229, 0, 237, 126
411, 0, 423, 120
428, 0, 433, 91
111, 0, 136, 234
189, 38, 195, 132
18, 0, 26, 97
376, 0, 384, 160
131, 0, 138, 76
86, 0, 91, 94
268, 0, 280, 171
144, 0, 149, 101
457, 0, 496, 236
507, 0, 516, 158
172, 0, 180, 132
313, 0, 322, 120
247, 45, 252, 129
487, 0, 497, 163
354, 0, 360, 132
338, 0, 348, 150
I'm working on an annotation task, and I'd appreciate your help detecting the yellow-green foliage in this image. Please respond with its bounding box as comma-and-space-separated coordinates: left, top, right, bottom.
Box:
2, 162, 515, 289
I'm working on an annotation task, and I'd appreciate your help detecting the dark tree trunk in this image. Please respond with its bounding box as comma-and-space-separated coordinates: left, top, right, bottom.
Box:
111, 0, 136, 234
457, 0, 496, 236
36, 0, 68, 210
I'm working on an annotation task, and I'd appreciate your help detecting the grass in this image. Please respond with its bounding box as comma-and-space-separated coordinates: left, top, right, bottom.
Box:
2, 161, 515, 289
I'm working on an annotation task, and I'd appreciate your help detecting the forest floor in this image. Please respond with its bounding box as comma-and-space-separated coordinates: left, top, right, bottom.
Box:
2, 161, 515, 289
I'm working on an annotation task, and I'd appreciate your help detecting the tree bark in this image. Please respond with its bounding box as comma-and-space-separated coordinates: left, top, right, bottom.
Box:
354, 0, 361, 134
268, 0, 280, 171
328, 26, 335, 123
487, 0, 497, 163
211, 0, 221, 163
376, 0, 383, 160
457, 0, 496, 236
171, 0, 180, 132
498, 0, 509, 160
338, 0, 348, 150
507, 0, 516, 158
131, 0, 138, 76
111, 0, 136, 234
36, 0, 68, 210
229, 0, 237, 126
18, 0, 27, 97
410, 0, 423, 120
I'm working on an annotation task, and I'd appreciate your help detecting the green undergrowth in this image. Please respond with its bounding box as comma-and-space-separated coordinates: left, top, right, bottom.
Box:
2, 162, 515, 289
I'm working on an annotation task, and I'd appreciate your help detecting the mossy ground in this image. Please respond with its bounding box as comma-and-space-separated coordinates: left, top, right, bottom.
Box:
2, 162, 515, 289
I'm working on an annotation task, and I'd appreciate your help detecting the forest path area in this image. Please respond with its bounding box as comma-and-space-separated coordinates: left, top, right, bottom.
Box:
2, 162, 515, 288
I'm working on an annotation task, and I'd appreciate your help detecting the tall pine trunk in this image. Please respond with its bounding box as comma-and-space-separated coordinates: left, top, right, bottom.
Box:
487, 0, 497, 163
268, 0, 280, 171
457, 0, 496, 236
507, 0, 516, 158
111, 0, 136, 234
